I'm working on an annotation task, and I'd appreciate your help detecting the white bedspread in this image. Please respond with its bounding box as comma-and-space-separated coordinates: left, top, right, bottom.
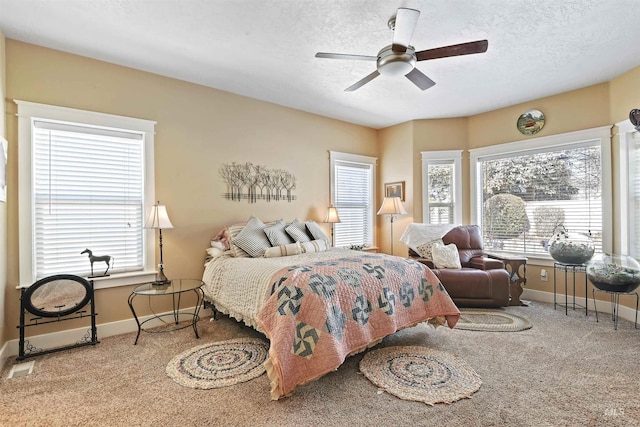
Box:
201, 248, 357, 331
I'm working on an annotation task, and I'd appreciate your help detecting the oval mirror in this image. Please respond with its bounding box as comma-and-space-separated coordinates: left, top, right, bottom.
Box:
24, 274, 92, 318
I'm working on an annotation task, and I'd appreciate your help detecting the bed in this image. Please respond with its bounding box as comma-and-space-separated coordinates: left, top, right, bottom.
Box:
201, 219, 460, 399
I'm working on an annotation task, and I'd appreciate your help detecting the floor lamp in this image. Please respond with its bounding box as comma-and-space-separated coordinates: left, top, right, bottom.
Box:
377, 197, 407, 255
323, 205, 341, 246
145, 202, 174, 285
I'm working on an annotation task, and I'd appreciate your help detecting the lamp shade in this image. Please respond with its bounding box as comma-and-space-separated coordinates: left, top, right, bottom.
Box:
323, 206, 341, 223
144, 204, 174, 229
377, 197, 407, 216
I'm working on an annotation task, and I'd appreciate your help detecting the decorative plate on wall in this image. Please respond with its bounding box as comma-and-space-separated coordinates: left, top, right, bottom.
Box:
517, 109, 545, 135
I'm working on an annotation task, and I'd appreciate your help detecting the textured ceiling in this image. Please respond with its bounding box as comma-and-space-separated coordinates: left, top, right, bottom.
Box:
1, 0, 639, 129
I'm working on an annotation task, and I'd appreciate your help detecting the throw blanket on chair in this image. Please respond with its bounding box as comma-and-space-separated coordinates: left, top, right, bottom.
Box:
399, 223, 457, 255
257, 253, 460, 399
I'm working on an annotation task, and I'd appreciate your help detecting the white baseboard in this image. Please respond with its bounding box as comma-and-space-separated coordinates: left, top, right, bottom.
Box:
522, 289, 638, 324
1, 306, 204, 363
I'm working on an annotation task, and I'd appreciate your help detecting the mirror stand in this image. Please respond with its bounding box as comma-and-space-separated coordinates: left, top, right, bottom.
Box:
17, 275, 99, 360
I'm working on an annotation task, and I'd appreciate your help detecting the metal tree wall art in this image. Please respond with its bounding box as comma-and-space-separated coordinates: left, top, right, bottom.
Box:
219, 162, 297, 203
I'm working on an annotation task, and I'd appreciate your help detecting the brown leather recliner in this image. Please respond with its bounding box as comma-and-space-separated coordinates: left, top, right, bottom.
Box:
409, 225, 510, 307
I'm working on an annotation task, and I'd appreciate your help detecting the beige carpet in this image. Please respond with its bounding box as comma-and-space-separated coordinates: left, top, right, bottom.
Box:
1, 301, 639, 427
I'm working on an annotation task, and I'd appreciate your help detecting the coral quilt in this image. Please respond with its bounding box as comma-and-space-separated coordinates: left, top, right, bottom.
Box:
257, 253, 460, 399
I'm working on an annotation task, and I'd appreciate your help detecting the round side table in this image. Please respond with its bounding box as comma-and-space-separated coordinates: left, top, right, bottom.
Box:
127, 278, 204, 345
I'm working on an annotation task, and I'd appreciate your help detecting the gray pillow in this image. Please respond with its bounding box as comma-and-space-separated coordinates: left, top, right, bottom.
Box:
227, 223, 250, 258
306, 221, 330, 244
264, 219, 293, 247
285, 219, 312, 242
232, 216, 272, 258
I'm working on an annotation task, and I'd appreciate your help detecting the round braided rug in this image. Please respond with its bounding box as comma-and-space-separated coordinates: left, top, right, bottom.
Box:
359, 346, 481, 405
166, 337, 268, 389
455, 309, 533, 332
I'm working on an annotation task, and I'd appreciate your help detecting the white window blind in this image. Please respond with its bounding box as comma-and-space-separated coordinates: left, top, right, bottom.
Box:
426, 161, 455, 224
478, 144, 603, 257
330, 152, 376, 248
33, 120, 145, 278
421, 150, 462, 225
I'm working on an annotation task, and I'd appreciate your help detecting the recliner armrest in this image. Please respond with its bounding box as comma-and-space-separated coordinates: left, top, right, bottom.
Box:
468, 256, 505, 270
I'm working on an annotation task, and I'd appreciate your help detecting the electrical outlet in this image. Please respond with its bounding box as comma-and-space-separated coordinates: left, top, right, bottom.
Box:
540, 269, 548, 282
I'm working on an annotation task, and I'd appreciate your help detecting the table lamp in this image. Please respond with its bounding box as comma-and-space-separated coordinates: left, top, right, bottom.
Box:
323, 205, 341, 246
145, 202, 174, 285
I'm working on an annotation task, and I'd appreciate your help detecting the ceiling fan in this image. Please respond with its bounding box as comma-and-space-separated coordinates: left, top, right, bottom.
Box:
315, 7, 488, 92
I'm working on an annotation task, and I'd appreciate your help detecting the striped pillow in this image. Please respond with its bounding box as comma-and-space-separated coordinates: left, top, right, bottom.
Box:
285, 219, 313, 242
305, 221, 330, 245
264, 219, 293, 247
232, 216, 272, 258
300, 239, 329, 253
227, 224, 250, 258
264, 242, 302, 258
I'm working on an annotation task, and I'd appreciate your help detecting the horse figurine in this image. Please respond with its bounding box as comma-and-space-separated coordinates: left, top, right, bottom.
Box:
81, 249, 113, 277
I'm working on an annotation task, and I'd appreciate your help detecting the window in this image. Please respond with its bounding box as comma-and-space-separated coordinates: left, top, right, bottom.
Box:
329, 151, 376, 248
421, 150, 462, 224
17, 101, 157, 288
470, 126, 612, 261
618, 119, 640, 258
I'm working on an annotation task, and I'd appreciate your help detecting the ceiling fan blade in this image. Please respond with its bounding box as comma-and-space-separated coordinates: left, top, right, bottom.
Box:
392, 8, 420, 53
345, 70, 380, 92
416, 40, 489, 61
315, 52, 377, 61
405, 68, 436, 91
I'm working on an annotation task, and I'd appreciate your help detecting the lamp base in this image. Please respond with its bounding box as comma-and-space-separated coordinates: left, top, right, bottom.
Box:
152, 265, 171, 286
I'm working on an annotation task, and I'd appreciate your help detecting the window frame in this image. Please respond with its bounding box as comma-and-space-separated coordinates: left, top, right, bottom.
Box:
617, 118, 638, 257
469, 126, 612, 265
329, 151, 377, 248
421, 150, 462, 225
17, 100, 158, 289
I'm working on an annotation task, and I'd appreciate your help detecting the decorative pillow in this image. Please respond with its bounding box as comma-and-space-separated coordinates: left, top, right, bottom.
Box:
285, 219, 313, 242
226, 223, 250, 258
415, 238, 444, 259
431, 242, 462, 269
300, 239, 329, 253
306, 221, 331, 244
264, 219, 293, 247
264, 242, 302, 258
232, 216, 272, 258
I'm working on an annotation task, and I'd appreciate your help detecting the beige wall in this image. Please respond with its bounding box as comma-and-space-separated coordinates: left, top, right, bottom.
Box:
377, 122, 413, 255
3, 40, 377, 341
0, 30, 7, 351
2, 37, 640, 348
468, 83, 611, 149
413, 118, 469, 222
610, 66, 640, 124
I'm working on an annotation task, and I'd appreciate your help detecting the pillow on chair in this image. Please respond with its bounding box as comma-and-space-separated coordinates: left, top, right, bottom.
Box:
415, 238, 444, 259
432, 241, 462, 269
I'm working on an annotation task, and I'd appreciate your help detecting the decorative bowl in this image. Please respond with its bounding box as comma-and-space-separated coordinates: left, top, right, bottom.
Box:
586, 254, 640, 293
548, 227, 595, 265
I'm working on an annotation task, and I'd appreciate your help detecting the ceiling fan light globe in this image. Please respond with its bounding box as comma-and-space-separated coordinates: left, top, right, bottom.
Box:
378, 60, 414, 76
377, 45, 416, 77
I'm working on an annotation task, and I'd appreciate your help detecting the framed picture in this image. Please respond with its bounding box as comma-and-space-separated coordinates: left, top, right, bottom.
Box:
384, 181, 405, 201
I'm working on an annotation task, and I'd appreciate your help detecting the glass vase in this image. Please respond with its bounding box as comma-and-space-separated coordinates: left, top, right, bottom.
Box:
548, 226, 595, 265
586, 254, 640, 293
